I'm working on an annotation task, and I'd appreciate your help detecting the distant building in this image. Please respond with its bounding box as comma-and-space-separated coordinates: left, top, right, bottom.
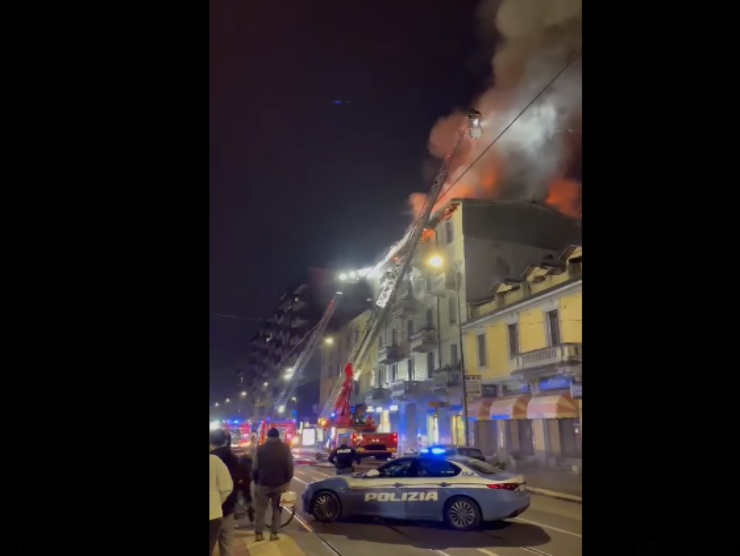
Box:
238, 267, 370, 420
463, 245, 582, 470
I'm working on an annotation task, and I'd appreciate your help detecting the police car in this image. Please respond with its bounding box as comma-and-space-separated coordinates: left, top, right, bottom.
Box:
302, 455, 530, 531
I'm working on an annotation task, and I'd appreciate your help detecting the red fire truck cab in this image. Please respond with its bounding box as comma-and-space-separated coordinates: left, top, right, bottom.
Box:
257, 419, 298, 446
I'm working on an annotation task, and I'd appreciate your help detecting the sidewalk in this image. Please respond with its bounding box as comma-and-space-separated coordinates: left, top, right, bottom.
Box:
214, 524, 307, 556
522, 468, 582, 503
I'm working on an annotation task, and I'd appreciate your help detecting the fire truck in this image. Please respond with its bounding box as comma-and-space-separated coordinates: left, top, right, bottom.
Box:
256, 418, 298, 446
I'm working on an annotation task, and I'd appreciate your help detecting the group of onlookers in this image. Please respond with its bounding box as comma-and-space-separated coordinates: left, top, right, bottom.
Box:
209, 427, 294, 555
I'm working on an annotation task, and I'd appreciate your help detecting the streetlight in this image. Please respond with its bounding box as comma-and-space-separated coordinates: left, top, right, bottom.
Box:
214, 402, 220, 408
240, 391, 247, 397
225, 398, 230, 403
291, 397, 297, 402
263, 382, 268, 387
428, 255, 444, 269
426, 254, 470, 446
324, 337, 334, 345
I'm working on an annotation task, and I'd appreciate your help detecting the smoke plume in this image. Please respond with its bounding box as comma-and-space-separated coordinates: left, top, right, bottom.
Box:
411, 0, 582, 219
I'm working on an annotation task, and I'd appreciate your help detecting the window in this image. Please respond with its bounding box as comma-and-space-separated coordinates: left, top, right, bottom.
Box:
408, 357, 415, 380
547, 309, 561, 346
417, 458, 460, 477
378, 333, 384, 348
445, 220, 454, 244
377, 366, 385, 386
425, 308, 434, 327
425, 277, 431, 292
407, 319, 414, 339
448, 295, 457, 324
477, 333, 487, 367
459, 448, 485, 461
507, 323, 519, 357
391, 363, 398, 382
450, 343, 458, 365
378, 458, 415, 478
391, 328, 398, 346
427, 352, 435, 378
407, 280, 414, 296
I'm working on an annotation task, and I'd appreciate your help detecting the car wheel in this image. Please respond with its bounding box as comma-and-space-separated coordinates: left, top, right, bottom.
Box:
444, 496, 482, 531
311, 491, 342, 523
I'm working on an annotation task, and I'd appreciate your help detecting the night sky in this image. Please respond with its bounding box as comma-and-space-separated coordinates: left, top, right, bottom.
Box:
209, 0, 492, 401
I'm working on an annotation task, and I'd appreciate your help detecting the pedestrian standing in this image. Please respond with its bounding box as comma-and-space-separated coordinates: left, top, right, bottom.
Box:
253, 427, 294, 542
210, 453, 233, 556
210, 429, 247, 556
328, 443, 358, 475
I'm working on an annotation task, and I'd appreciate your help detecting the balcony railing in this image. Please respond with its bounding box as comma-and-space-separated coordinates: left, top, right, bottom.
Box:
410, 327, 437, 353
378, 344, 406, 364
363, 387, 390, 405
390, 380, 425, 398
516, 343, 582, 371
432, 364, 462, 392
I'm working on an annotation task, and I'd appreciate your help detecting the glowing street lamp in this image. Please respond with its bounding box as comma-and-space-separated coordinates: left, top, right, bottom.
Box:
338, 273, 348, 281
324, 337, 334, 345
225, 398, 230, 403
214, 402, 220, 408
240, 391, 247, 397
263, 382, 268, 387
428, 255, 444, 269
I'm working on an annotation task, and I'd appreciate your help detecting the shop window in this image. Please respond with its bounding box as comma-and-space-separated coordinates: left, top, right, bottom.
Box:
559, 418, 582, 458
518, 420, 534, 456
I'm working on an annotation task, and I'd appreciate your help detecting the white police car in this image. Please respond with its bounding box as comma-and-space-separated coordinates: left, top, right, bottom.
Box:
302, 455, 530, 531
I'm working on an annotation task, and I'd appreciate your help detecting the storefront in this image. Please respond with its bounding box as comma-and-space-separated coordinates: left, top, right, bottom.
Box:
489, 394, 533, 460
527, 388, 580, 467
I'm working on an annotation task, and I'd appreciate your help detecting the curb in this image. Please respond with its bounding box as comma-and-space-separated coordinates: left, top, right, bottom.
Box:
526, 486, 582, 503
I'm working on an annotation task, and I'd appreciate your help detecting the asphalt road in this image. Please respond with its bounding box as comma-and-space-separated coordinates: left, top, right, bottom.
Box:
280, 464, 582, 556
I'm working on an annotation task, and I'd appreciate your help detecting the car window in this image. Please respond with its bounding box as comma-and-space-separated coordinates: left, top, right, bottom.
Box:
464, 458, 504, 475
460, 448, 484, 459
416, 458, 461, 478
378, 458, 415, 478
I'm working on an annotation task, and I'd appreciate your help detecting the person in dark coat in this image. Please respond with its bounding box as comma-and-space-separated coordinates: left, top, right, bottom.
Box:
328, 443, 358, 475
210, 429, 247, 556
253, 427, 294, 542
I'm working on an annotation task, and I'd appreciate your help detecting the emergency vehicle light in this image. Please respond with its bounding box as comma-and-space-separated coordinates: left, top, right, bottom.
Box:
430, 448, 446, 455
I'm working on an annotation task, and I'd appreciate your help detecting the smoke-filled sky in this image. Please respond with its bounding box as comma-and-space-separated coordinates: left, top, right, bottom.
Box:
417, 0, 582, 219
210, 0, 490, 400
210, 0, 582, 401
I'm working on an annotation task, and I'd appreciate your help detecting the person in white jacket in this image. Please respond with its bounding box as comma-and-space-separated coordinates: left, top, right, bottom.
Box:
210, 453, 233, 556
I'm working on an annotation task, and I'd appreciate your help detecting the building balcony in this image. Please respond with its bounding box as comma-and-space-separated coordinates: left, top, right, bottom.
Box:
515, 343, 583, 372
390, 380, 426, 399
410, 327, 437, 353
378, 344, 406, 364
429, 271, 455, 297
432, 364, 462, 393
364, 387, 391, 406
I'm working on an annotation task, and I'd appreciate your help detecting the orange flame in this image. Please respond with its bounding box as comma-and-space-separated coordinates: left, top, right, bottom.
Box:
545, 179, 581, 218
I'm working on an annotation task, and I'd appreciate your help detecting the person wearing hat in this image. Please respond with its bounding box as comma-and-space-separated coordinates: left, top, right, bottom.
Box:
252, 427, 294, 542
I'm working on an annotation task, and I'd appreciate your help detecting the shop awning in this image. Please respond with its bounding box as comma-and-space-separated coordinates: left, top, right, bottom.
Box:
467, 398, 495, 419
489, 395, 530, 420
526, 393, 578, 419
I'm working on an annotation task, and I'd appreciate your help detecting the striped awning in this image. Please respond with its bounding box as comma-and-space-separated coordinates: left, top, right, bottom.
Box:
489, 395, 530, 420
467, 398, 495, 419
527, 393, 578, 419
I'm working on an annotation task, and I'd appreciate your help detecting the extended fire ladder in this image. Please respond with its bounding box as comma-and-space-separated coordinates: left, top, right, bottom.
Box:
319, 109, 482, 422
272, 293, 341, 415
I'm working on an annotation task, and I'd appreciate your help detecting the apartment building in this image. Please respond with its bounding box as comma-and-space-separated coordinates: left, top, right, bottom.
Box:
463, 245, 582, 471
238, 268, 370, 419
360, 200, 581, 453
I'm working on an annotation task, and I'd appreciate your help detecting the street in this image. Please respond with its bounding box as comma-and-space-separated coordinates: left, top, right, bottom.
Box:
280, 465, 582, 556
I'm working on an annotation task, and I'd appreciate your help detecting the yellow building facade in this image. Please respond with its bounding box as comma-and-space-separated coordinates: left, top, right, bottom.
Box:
462, 246, 582, 470
318, 310, 380, 422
